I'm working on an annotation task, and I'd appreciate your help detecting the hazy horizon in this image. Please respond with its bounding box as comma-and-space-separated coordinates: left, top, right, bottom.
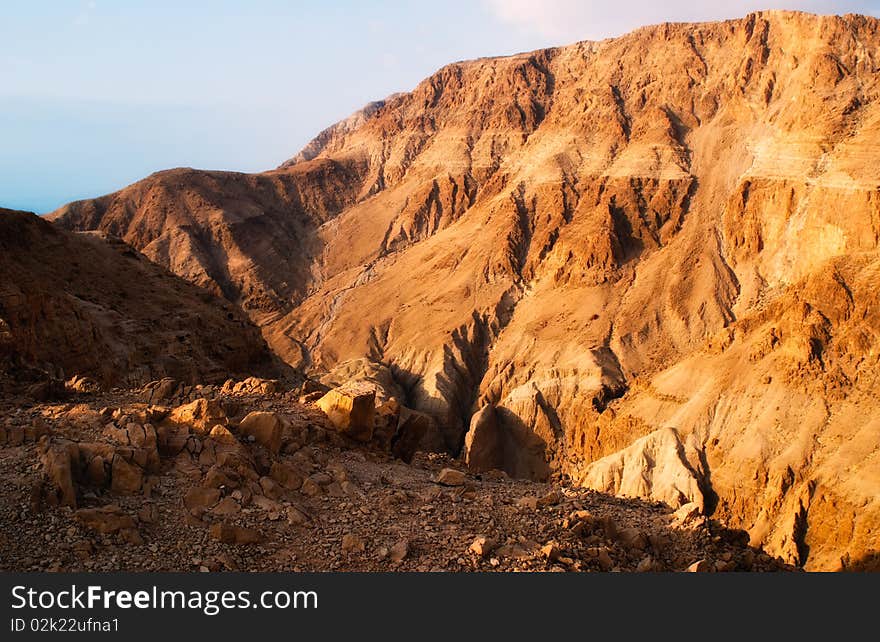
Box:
2, 0, 877, 213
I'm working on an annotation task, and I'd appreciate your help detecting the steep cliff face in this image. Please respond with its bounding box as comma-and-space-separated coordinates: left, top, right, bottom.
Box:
0, 209, 277, 387
50, 11, 880, 569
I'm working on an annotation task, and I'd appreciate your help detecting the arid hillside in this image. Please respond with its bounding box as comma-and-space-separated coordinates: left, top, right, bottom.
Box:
0, 208, 278, 389
49, 11, 880, 570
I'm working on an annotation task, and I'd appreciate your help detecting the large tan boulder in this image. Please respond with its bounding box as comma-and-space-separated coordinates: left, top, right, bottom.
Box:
166, 398, 227, 433
462, 405, 503, 473
316, 383, 376, 442
238, 411, 283, 454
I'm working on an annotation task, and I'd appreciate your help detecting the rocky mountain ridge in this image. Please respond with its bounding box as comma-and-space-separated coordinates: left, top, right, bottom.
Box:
44, 11, 880, 569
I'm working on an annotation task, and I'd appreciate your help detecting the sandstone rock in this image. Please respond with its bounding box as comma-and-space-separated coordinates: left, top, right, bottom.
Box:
211, 497, 241, 517
597, 548, 614, 571
34, 10, 880, 571
300, 477, 322, 497
167, 399, 227, 434
463, 405, 503, 473
342, 533, 365, 554
26, 380, 67, 402
209, 425, 237, 444
66, 375, 100, 394
469, 536, 497, 558
75, 505, 136, 534
184, 487, 221, 512
137, 503, 159, 524
537, 490, 562, 507
259, 476, 283, 500
540, 541, 562, 562
286, 506, 310, 525
516, 496, 539, 510
687, 559, 712, 573
40, 441, 79, 508
269, 462, 303, 490
672, 501, 703, 526
316, 384, 375, 442
576, 428, 704, 511
617, 528, 648, 551
435, 468, 467, 486
141, 378, 179, 404
238, 411, 283, 454
390, 539, 409, 563
85, 455, 107, 486
209, 522, 262, 545
110, 456, 143, 494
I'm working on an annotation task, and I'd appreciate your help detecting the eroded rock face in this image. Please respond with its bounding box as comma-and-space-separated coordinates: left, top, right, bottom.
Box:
44, 11, 880, 568
573, 427, 705, 511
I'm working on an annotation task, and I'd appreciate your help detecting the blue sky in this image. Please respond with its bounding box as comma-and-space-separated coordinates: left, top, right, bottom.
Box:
2, 1, 878, 213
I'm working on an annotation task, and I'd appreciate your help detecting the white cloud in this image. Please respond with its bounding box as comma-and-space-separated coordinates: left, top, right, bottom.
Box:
482, 0, 871, 42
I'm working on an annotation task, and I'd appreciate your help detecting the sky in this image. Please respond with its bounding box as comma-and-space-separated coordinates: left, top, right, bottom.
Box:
2, 1, 878, 213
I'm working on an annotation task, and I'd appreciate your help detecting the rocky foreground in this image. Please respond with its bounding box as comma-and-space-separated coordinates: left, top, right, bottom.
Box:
0, 377, 793, 573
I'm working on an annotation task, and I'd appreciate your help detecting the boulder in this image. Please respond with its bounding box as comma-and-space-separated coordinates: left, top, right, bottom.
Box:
209, 522, 262, 545
435, 468, 467, 486
166, 399, 227, 433
66, 375, 101, 394
140, 378, 179, 404
184, 487, 221, 512
462, 405, 503, 473
75, 505, 137, 534
208, 425, 237, 445
40, 441, 79, 508
269, 461, 303, 490
316, 383, 376, 442
469, 536, 497, 558
110, 455, 144, 494
237, 411, 283, 454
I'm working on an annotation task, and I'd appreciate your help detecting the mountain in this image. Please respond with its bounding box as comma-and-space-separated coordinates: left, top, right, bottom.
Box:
0, 208, 277, 388
49, 11, 880, 570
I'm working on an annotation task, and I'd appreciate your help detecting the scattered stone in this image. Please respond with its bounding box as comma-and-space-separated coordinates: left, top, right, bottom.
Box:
184, 487, 221, 512
209, 522, 262, 545
597, 548, 614, 571
687, 559, 712, 573
389, 539, 409, 563
469, 536, 497, 558
435, 468, 467, 486
342, 533, 366, 554
541, 541, 562, 562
